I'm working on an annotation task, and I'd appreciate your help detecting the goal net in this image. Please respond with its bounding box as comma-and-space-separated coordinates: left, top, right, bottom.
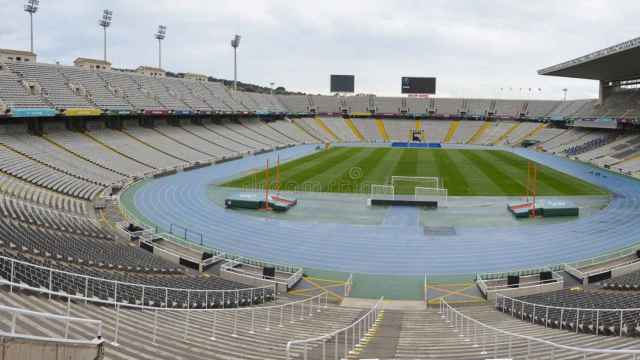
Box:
415, 187, 448, 207
371, 184, 395, 200
391, 176, 440, 196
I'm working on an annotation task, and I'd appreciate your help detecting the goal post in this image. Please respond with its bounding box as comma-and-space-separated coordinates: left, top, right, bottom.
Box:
371, 184, 395, 200
391, 176, 440, 195
415, 187, 448, 207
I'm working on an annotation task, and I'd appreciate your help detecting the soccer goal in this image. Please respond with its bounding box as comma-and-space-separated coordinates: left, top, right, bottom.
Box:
415, 187, 449, 207
391, 176, 440, 196
371, 184, 395, 200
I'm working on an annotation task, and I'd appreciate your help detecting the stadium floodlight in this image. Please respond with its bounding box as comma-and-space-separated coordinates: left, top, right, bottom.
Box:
98, 9, 113, 63
231, 34, 241, 91
155, 25, 167, 69
24, 0, 40, 53
562, 88, 568, 102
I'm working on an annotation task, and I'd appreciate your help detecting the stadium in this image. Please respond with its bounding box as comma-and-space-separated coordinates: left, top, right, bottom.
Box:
2, 1, 640, 359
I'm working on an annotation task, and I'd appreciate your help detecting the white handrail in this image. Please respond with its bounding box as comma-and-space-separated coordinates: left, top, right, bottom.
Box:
285, 297, 384, 360
496, 293, 640, 337
7, 279, 330, 346
496, 292, 640, 314
440, 299, 640, 357
0, 303, 103, 345
2, 255, 275, 308
5, 277, 326, 313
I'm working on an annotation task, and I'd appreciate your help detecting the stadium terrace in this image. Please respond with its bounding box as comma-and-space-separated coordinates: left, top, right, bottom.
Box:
4, 2, 640, 360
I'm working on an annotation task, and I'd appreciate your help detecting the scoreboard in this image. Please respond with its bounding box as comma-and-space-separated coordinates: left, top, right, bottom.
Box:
401, 77, 437, 94
330, 75, 355, 93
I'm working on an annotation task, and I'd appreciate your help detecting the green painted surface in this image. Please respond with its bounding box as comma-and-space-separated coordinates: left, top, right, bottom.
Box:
222, 148, 607, 196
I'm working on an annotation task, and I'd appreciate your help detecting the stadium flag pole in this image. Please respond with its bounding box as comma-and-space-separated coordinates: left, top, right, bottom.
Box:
532, 163, 538, 218
276, 154, 281, 194
263, 159, 272, 211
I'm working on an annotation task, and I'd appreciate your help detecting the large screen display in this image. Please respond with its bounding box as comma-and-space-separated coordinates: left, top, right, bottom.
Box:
330, 75, 355, 93
401, 77, 437, 94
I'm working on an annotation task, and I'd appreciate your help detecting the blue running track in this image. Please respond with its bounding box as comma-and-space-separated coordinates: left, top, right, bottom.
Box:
130, 145, 640, 276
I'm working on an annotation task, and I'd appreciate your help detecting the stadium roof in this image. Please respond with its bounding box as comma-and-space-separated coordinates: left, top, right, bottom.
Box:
538, 36, 640, 81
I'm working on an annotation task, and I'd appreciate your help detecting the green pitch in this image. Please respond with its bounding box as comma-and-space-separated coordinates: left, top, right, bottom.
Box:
221, 147, 607, 196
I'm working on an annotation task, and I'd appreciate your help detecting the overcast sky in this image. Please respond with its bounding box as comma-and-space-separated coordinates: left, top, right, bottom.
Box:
1, 0, 638, 99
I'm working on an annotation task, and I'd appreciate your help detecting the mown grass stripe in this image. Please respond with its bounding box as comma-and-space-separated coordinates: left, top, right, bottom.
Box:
302, 147, 376, 192
221, 148, 608, 196
328, 148, 390, 193
459, 150, 524, 195
432, 149, 472, 195
484, 150, 607, 195
446, 150, 503, 195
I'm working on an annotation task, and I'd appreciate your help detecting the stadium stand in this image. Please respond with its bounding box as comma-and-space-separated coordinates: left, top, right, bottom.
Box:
136, 74, 191, 112
5, 31, 640, 359
6, 62, 95, 110
59, 66, 133, 112
123, 120, 215, 162
294, 117, 336, 142
160, 77, 213, 113
189, 120, 255, 153
422, 120, 451, 143
98, 70, 166, 112
498, 289, 640, 336
268, 118, 318, 143
277, 94, 310, 113
375, 96, 402, 114
0, 132, 124, 185
0, 64, 51, 109
153, 121, 231, 158
311, 95, 340, 114
352, 118, 383, 142
384, 119, 415, 141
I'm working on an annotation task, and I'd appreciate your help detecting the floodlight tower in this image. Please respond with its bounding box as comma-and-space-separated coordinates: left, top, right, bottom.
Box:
270, 82, 275, 95
155, 25, 167, 69
24, 0, 40, 53
231, 34, 241, 91
562, 88, 568, 102
98, 9, 113, 62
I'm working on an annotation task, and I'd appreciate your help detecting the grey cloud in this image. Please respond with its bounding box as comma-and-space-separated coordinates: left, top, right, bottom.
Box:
1, 0, 637, 99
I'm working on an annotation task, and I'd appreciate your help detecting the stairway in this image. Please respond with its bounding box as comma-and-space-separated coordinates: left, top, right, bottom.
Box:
352, 310, 402, 359
516, 123, 547, 145
119, 129, 188, 163
395, 305, 640, 359
293, 120, 323, 142
344, 118, 365, 141
42, 135, 130, 178
467, 122, 491, 144
82, 132, 156, 169
375, 119, 390, 142
444, 121, 460, 143
492, 122, 521, 145
314, 117, 340, 141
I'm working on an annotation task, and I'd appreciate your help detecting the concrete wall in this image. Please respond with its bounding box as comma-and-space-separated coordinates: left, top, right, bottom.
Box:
488, 280, 563, 302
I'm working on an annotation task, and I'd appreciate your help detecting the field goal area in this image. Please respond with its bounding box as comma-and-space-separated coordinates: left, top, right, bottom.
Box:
370, 176, 448, 207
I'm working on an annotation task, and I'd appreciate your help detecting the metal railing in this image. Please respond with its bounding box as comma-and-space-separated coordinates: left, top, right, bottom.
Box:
6, 278, 328, 347
344, 273, 353, 297
1, 255, 276, 309
0, 303, 103, 345
285, 297, 384, 360
440, 299, 640, 359
118, 183, 304, 288
495, 293, 640, 337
